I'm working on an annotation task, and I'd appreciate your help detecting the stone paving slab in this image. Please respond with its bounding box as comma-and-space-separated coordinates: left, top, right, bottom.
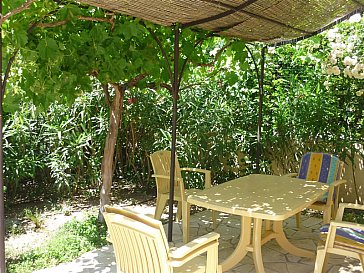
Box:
33, 207, 363, 273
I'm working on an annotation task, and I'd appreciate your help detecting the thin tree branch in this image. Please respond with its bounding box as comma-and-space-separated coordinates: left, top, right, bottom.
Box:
0, 0, 36, 24
245, 44, 260, 81
160, 83, 172, 93
36, 20, 67, 28
178, 35, 230, 89
36, 15, 114, 28
127, 73, 147, 88
146, 82, 173, 93
180, 67, 227, 91
143, 23, 173, 84
178, 38, 204, 89
2, 49, 19, 99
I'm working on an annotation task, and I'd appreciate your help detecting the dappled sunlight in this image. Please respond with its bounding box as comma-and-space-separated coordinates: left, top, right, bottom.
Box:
188, 174, 328, 219
336, 260, 363, 273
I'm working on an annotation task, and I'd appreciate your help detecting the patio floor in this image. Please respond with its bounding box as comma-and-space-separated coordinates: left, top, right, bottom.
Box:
33, 205, 362, 273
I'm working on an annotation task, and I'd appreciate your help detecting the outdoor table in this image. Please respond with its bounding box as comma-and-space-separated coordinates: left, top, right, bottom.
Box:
182, 174, 329, 272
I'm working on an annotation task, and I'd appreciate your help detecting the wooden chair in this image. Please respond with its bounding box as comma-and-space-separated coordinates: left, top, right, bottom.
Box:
150, 150, 214, 223
103, 205, 221, 273
286, 152, 346, 227
314, 203, 364, 272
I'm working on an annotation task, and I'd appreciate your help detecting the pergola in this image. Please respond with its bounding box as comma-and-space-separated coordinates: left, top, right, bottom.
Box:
1, 1, 364, 272
77, 0, 364, 242
77, 0, 364, 44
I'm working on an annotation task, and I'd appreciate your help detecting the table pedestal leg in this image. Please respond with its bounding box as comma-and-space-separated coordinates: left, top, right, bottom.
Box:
221, 216, 252, 271
252, 218, 265, 273
273, 220, 315, 259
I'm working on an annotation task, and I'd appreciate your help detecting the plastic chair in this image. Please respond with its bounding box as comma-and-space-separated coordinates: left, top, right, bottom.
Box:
150, 150, 214, 222
286, 152, 346, 227
103, 205, 221, 273
314, 203, 364, 272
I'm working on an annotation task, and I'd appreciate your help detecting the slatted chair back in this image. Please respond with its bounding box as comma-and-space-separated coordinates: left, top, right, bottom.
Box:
150, 150, 185, 200
103, 208, 172, 273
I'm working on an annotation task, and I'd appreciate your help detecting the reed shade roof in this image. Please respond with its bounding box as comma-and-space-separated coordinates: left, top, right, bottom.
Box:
79, 0, 364, 44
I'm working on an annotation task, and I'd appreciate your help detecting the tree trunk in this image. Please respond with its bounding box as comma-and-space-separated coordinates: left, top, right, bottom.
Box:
100, 84, 124, 211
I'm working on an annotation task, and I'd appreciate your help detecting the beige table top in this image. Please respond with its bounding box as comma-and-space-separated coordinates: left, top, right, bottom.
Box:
187, 174, 329, 221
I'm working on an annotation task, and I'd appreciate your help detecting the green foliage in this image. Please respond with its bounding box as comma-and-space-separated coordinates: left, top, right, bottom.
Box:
6, 215, 107, 273
23, 208, 43, 229
2, 0, 363, 201
343, 207, 364, 224
3, 89, 107, 202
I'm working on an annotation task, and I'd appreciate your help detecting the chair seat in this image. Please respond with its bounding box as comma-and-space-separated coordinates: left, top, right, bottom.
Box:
161, 188, 203, 198
320, 224, 364, 251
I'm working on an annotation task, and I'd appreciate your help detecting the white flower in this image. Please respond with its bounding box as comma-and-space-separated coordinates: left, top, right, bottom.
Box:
268, 47, 276, 54
343, 56, 351, 66
346, 43, 355, 52
334, 49, 344, 58
335, 35, 342, 43
356, 89, 364, 96
324, 81, 330, 88
210, 48, 218, 56
338, 43, 346, 50
344, 66, 353, 78
355, 73, 364, 80
352, 63, 364, 78
350, 35, 358, 41
332, 66, 340, 75
326, 66, 333, 75
343, 56, 358, 66
326, 66, 340, 75
331, 42, 339, 50
327, 28, 338, 41
329, 56, 337, 64
349, 13, 362, 23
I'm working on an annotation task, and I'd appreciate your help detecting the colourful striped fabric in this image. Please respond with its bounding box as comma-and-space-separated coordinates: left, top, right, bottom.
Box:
298, 152, 342, 184
320, 224, 364, 247
298, 152, 343, 200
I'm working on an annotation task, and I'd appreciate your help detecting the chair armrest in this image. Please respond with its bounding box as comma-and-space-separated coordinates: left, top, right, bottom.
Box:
331, 179, 347, 187
181, 167, 212, 188
181, 167, 210, 175
152, 174, 183, 181
330, 220, 364, 230
336, 203, 364, 220
338, 203, 364, 211
283, 173, 298, 178
168, 232, 219, 267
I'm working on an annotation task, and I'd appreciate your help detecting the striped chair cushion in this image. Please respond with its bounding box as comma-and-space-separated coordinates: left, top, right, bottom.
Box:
320, 224, 364, 251
298, 152, 343, 201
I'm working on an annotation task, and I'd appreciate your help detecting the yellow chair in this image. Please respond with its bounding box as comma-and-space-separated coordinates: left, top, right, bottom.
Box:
286, 152, 346, 226
150, 150, 214, 222
314, 203, 364, 272
103, 206, 221, 273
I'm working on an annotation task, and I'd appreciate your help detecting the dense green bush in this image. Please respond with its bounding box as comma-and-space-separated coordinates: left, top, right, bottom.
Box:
3, 89, 108, 203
